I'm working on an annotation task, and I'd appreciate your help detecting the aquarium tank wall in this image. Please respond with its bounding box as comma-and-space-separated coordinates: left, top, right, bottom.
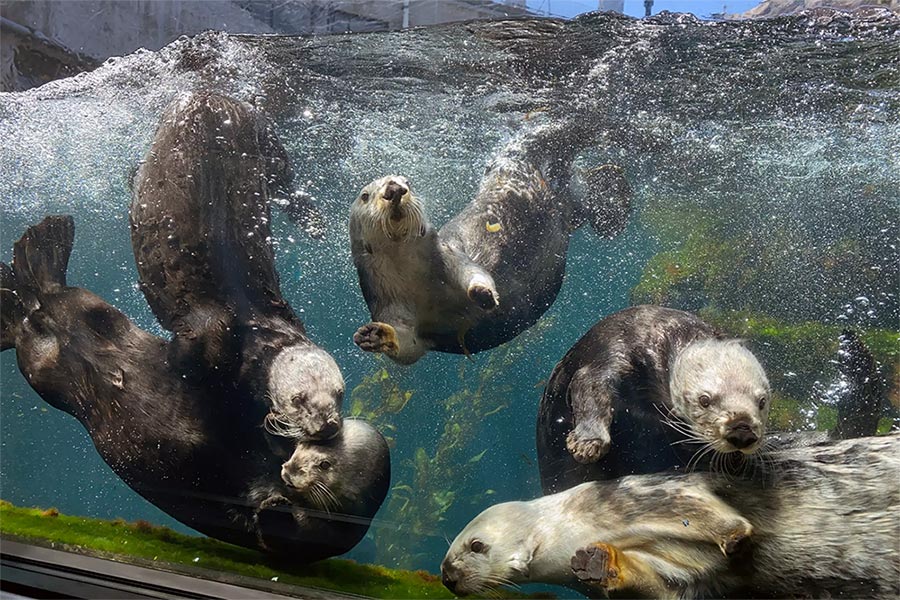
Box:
1, 1, 898, 598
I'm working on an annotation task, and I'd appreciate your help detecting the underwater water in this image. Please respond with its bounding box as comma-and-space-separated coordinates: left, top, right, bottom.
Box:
1, 8, 899, 597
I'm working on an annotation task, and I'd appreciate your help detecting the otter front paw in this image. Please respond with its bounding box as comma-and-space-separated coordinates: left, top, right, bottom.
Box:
467, 283, 500, 311
571, 543, 623, 589
354, 322, 399, 356
566, 423, 611, 464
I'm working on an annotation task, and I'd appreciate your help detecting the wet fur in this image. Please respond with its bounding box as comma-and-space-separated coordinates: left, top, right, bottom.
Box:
280, 419, 391, 517
131, 92, 343, 439
445, 434, 900, 599
350, 121, 631, 364
537, 305, 755, 493
0, 217, 386, 561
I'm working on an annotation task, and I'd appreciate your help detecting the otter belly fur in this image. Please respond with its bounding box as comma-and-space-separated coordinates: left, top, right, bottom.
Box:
444, 433, 900, 599
350, 120, 632, 365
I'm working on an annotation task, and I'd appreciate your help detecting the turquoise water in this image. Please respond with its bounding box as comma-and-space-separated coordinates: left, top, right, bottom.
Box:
1, 10, 898, 594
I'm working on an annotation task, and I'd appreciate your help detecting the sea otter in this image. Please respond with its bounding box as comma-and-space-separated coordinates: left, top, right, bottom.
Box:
279, 419, 391, 518
443, 433, 900, 599
131, 92, 342, 440
537, 305, 772, 494
349, 120, 632, 365
0, 216, 389, 561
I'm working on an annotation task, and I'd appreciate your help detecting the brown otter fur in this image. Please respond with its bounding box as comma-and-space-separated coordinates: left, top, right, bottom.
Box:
0, 216, 389, 562
131, 92, 343, 440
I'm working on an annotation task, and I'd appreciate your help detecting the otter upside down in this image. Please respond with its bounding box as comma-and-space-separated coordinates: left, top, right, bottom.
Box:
131, 92, 343, 441
443, 433, 900, 599
350, 119, 632, 365
0, 216, 389, 562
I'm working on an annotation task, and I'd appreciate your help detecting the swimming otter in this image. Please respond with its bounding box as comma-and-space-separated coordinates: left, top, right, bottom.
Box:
131, 92, 342, 440
350, 120, 632, 365
443, 433, 899, 599
0, 216, 388, 562
280, 419, 391, 517
537, 305, 771, 494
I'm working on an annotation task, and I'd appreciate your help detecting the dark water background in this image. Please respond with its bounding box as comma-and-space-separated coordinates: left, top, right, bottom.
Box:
1, 8, 898, 592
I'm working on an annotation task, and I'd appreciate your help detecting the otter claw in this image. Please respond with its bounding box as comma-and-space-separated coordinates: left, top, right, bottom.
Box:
467, 284, 500, 311
354, 322, 399, 355
571, 544, 618, 587
566, 426, 611, 464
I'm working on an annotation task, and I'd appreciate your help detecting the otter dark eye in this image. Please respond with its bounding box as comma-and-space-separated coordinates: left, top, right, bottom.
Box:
361, 192, 370, 202
758, 397, 767, 410
470, 540, 486, 553
318, 460, 332, 471
698, 394, 711, 408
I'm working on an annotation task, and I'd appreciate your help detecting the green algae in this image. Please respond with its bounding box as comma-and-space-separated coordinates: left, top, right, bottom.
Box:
0, 500, 547, 599
349, 320, 554, 570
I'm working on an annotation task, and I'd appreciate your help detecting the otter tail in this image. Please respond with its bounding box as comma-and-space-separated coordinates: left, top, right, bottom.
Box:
569, 164, 633, 238
830, 329, 885, 439
509, 117, 633, 238
1, 215, 74, 350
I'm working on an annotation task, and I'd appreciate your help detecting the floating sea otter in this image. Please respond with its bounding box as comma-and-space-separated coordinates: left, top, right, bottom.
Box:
443, 433, 900, 599
536, 305, 772, 494
131, 92, 342, 440
0, 216, 389, 561
350, 121, 632, 365
536, 305, 889, 494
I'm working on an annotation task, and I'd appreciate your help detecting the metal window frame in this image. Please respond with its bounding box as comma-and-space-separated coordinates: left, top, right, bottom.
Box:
0, 540, 363, 599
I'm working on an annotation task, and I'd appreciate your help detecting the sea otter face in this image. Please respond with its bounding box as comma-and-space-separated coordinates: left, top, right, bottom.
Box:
281, 442, 342, 512
669, 339, 771, 455
442, 502, 535, 595
350, 175, 426, 242
265, 345, 344, 441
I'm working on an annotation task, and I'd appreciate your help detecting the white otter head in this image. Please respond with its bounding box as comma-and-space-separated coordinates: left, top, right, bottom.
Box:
280, 440, 341, 512
280, 420, 390, 514
265, 345, 344, 441
441, 501, 539, 596
669, 339, 771, 455
349, 175, 427, 243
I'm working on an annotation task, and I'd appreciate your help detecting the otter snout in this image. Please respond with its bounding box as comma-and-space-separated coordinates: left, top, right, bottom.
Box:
724, 419, 759, 450
281, 464, 301, 487
382, 181, 407, 206
316, 417, 342, 441
441, 562, 461, 594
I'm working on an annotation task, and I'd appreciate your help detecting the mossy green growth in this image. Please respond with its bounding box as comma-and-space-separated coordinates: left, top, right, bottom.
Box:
0, 500, 547, 599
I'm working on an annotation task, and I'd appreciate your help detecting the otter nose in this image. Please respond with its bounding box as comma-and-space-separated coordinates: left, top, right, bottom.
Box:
383, 181, 407, 206
441, 566, 459, 593
318, 418, 342, 440
281, 465, 298, 486
725, 420, 758, 449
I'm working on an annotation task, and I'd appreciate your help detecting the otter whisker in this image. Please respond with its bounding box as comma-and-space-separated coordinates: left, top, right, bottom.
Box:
686, 443, 716, 473
309, 485, 330, 514
484, 575, 520, 590
264, 412, 309, 439
316, 480, 341, 512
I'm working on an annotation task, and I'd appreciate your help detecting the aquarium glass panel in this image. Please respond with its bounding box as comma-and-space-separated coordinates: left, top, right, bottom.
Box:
1, 1, 898, 599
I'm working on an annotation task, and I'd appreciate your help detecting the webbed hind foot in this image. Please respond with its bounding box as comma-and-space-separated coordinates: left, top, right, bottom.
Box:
571, 543, 623, 589
354, 322, 399, 356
